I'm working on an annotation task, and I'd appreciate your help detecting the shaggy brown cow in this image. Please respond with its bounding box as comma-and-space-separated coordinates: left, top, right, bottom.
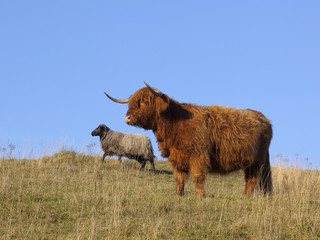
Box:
105, 82, 273, 196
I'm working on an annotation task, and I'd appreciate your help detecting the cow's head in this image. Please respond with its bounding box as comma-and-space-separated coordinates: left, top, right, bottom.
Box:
104, 82, 170, 130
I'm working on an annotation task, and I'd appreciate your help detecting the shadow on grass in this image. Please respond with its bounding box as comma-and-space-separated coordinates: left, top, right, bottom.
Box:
150, 169, 173, 175
137, 168, 173, 175
101, 160, 174, 175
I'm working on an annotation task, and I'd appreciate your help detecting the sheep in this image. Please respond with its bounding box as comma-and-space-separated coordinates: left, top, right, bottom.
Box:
91, 124, 155, 171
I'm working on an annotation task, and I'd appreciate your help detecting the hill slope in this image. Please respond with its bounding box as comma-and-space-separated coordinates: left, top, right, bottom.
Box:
0, 151, 319, 239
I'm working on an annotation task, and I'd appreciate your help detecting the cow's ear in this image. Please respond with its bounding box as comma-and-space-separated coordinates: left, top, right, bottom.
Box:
155, 94, 170, 113
144, 82, 170, 112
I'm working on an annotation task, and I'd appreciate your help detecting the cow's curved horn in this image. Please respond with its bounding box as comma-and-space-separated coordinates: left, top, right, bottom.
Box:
144, 82, 163, 97
104, 92, 129, 104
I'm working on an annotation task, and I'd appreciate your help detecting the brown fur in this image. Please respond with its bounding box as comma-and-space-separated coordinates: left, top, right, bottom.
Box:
110, 86, 273, 196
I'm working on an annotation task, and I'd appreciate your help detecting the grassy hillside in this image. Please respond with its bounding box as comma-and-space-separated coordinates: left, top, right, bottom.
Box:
0, 151, 319, 239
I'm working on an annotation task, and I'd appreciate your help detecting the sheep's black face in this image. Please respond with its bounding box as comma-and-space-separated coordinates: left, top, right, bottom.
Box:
91, 124, 109, 137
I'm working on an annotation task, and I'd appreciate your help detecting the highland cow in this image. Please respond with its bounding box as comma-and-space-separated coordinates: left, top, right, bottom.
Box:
104, 83, 273, 196
91, 124, 155, 171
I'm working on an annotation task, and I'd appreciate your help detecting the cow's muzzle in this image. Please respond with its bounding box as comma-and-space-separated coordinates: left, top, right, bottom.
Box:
125, 115, 132, 125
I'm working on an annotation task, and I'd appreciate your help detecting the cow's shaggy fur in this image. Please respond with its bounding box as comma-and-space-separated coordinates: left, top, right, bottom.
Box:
105, 83, 273, 196
91, 124, 155, 171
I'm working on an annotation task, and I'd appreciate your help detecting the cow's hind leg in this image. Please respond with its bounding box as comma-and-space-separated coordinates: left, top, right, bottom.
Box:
259, 151, 273, 194
244, 164, 259, 195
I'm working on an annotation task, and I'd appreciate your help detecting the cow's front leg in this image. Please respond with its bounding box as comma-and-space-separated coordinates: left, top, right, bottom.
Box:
191, 173, 206, 197
190, 156, 207, 197
173, 167, 189, 196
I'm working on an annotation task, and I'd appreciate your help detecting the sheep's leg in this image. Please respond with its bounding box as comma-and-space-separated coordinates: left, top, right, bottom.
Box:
101, 153, 107, 163
150, 160, 156, 172
139, 161, 146, 171
118, 155, 122, 163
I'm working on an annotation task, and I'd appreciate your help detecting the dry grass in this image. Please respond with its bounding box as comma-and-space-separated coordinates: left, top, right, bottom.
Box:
0, 150, 319, 239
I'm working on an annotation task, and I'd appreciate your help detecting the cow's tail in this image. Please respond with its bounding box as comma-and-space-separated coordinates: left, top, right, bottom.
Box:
259, 151, 273, 194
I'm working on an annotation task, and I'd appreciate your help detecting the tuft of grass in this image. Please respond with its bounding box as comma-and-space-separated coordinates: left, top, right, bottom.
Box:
0, 150, 319, 239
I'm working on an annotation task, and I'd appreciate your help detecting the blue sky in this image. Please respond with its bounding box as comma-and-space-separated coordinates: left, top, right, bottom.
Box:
0, 1, 319, 168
